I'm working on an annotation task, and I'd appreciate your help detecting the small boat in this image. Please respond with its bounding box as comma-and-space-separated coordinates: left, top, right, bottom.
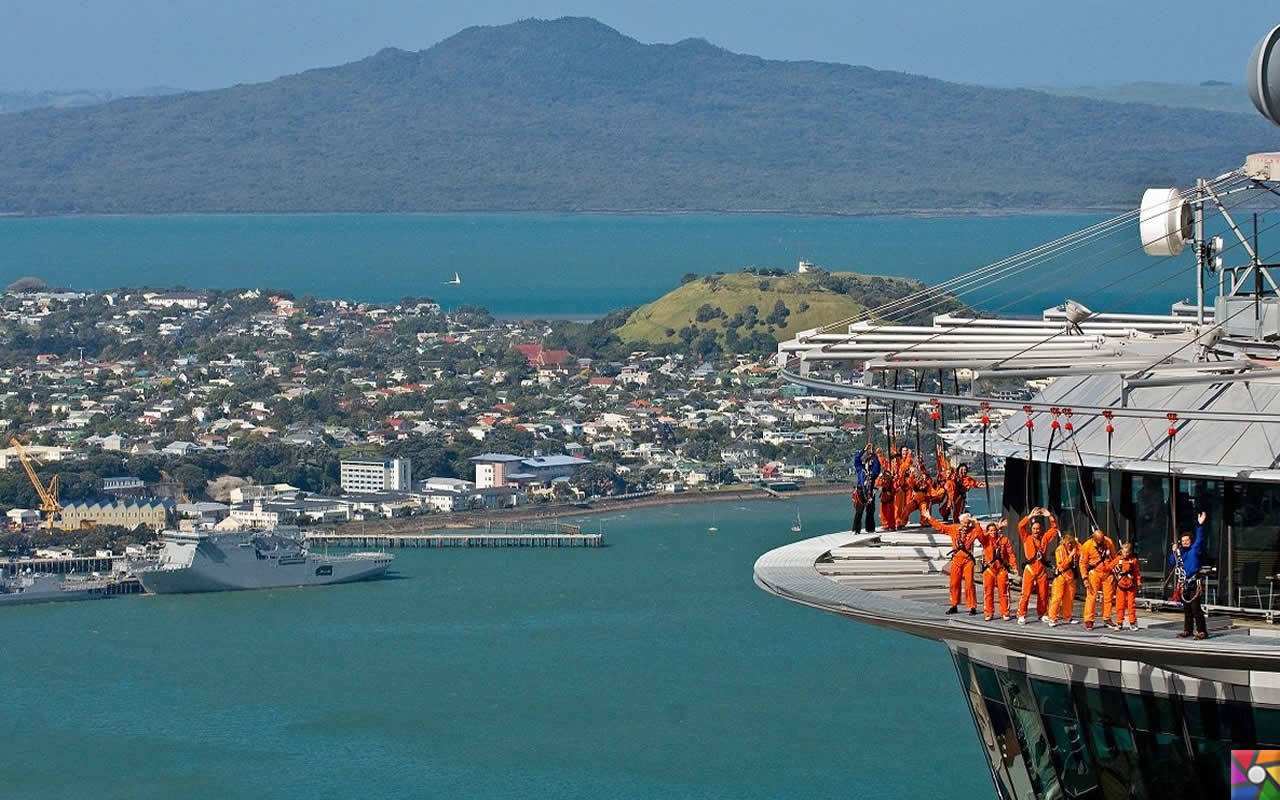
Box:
444, 271, 462, 286
791, 511, 803, 533
708, 510, 719, 532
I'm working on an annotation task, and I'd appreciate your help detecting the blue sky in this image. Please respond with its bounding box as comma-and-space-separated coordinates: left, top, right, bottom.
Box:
3, 0, 1277, 91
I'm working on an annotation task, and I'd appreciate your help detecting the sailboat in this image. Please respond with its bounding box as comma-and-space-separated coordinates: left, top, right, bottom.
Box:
791, 510, 803, 533
444, 271, 462, 286
708, 510, 719, 532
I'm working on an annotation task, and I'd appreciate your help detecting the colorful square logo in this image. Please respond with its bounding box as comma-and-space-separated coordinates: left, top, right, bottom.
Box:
1234, 751, 1280, 799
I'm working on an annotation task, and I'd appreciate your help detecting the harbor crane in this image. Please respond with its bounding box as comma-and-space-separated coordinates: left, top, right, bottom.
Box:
10, 437, 60, 530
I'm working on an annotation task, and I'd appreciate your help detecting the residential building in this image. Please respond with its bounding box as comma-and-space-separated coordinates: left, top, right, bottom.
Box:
340, 458, 412, 493
470, 454, 525, 488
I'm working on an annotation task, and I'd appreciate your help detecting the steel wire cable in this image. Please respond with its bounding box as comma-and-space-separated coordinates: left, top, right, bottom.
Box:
813, 173, 1245, 336
863, 185, 1279, 364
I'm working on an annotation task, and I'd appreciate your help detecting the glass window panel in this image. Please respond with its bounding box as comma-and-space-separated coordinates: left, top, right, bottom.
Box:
1177, 479, 1223, 600
1124, 692, 1181, 735
1230, 481, 1280, 610
1031, 677, 1075, 719
1255, 707, 1280, 747
1191, 738, 1231, 797
998, 669, 1038, 713
981, 695, 1038, 800
972, 662, 1005, 700
1085, 723, 1147, 800
1073, 683, 1129, 728
1127, 475, 1171, 596
1132, 731, 1199, 798
999, 672, 1062, 799
1040, 714, 1100, 799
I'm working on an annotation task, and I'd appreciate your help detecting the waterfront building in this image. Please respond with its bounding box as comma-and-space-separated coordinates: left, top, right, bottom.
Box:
58, 499, 172, 531
340, 458, 412, 493
757, 36, 1280, 798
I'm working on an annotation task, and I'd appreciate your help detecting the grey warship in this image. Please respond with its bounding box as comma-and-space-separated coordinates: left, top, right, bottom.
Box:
137, 530, 392, 594
0, 573, 123, 606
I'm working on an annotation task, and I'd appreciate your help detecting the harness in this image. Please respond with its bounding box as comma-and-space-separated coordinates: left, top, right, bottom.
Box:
1049, 547, 1078, 580
984, 541, 1012, 574
1113, 560, 1136, 590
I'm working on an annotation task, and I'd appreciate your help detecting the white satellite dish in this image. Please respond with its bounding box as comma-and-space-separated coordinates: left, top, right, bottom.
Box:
1248, 24, 1280, 127
1139, 187, 1191, 257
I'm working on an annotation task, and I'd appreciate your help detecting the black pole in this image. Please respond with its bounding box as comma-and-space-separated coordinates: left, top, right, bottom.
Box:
1256, 212, 1263, 323
1026, 423, 1034, 507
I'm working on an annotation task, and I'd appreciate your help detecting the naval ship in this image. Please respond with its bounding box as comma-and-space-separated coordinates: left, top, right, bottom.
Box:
756, 25, 1280, 800
0, 572, 125, 606
136, 530, 392, 594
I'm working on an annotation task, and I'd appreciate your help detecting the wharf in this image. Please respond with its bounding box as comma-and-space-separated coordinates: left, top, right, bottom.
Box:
306, 521, 603, 549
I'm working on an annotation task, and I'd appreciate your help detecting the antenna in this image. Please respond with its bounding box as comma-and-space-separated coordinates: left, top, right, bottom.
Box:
1248, 24, 1280, 126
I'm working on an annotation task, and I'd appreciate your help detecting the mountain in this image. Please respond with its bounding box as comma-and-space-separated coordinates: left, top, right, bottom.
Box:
0, 17, 1274, 215
615, 269, 963, 351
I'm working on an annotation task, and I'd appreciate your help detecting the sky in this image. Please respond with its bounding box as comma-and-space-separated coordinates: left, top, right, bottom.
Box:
2, 0, 1278, 92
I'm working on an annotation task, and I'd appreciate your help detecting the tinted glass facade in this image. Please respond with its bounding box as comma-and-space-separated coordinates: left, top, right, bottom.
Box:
952, 650, 1272, 799
1000, 457, 1280, 610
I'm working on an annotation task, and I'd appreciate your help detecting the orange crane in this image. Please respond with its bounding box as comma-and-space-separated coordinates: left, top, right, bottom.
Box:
9, 437, 60, 530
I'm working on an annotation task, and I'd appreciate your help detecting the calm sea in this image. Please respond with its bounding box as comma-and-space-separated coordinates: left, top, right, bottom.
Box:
0, 497, 992, 800
0, 213, 1213, 317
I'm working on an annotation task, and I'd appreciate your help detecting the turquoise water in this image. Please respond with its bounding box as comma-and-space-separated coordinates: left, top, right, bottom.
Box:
0, 213, 1203, 316
0, 497, 991, 800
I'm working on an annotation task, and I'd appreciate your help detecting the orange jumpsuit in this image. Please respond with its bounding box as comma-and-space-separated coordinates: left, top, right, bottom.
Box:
893, 451, 914, 527
1047, 541, 1081, 623
929, 517, 980, 610
1016, 516, 1059, 619
982, 533, 1017, 619
946, 472, 984, 520
903, 472, 934, 527
1111, 555, 1142, 625
1079, 534, 1117, 624
876, 468, 897, 531
935, 451, 954, 520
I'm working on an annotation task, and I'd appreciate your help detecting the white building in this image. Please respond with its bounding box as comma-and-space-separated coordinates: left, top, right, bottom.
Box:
340, 458, 412, 493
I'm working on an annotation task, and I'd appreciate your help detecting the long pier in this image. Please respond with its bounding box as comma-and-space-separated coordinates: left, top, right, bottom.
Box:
306, 521, 604, 549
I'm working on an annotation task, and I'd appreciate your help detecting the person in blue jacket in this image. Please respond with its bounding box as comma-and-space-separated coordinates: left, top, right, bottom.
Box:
1170, 511, 1208, 639
852, 443, 881, 533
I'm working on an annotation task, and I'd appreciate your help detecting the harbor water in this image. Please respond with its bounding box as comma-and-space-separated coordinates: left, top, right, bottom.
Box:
0, 212, 1212, 317
0, 496, 989, 799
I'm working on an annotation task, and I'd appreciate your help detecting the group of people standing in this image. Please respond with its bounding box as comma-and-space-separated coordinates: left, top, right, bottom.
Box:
851, 443, 983, 533
922, 505, 1210, 639
851, 441, 1212, 638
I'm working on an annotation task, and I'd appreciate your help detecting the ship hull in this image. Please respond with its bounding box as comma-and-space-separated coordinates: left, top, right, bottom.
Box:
138, 556, 391, 594
137, 531, 393, 594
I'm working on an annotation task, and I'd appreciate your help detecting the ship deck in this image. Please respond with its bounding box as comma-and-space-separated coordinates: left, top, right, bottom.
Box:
754, 523, 1280, 674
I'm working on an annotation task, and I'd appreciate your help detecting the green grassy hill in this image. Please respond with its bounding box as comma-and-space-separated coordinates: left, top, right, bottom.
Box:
616, 270, 959, 349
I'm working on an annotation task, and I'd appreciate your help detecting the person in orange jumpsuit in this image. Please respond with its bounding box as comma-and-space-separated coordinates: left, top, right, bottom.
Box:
893, 446, 914, 528
1046, 532, 1082, 626
1016, 507, 1059, 624
979, 520, 1016, 620
1110, 542, 1142, 630
935, 445, 955, 520
945, 464, 985, 520
1078, 527, 1117, 630
902, 465, 935, 527
876, 450, 899, 531
923, 508, 980, 615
